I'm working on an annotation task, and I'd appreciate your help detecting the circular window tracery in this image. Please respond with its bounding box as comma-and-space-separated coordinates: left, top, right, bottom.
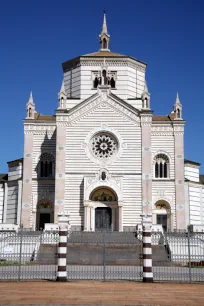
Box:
91, 133, 118, 159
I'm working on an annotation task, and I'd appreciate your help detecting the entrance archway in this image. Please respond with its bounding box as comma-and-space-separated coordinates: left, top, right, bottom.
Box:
85, 187, 119, 231
36, 200, 54, 230
153, 200, 171, 231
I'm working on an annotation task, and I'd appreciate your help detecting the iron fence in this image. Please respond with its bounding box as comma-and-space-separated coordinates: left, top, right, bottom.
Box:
0, 230, 58, 280
0, 228, 204, 283
152, 230, 204, 283
67, 231, 143, 281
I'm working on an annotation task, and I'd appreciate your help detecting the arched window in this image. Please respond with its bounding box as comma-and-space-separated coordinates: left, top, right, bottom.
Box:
39, 153, 55, 178
154, 154, 169, 178
93, 77, 99, 89
177, 108, 181, 118
103, 38, 107, 49
110, 77, 115, 88
29, 108, 32, 117
102, 69, 107, 85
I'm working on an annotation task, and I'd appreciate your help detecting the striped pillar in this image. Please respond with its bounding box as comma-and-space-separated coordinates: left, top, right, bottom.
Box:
141, 213, 153, 283
56, 212, 70, 282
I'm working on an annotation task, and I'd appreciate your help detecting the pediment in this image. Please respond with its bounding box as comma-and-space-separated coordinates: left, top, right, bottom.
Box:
56, 88, 140, 126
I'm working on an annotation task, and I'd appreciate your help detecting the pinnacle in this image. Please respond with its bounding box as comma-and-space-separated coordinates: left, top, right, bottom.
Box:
28, 91, 34, 104
176, 92, 181, 104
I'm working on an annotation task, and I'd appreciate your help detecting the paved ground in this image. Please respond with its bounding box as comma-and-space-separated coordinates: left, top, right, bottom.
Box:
0, 281, 204, 306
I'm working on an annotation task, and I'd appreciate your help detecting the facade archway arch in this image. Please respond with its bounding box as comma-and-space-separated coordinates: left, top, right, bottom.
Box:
152, 199, 172, 231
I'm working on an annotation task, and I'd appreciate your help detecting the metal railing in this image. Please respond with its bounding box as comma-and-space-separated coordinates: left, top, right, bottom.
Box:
0, 228, 203, 283
0, 230, 58, 280
152, 229, 204, 283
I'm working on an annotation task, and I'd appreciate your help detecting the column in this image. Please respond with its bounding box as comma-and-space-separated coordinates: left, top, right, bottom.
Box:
141, 213, 153, 283
118, 204, 123, 232
173, 123, 186, 229
84, 204, 88, 231
141, 113, 152, 216
87, 206, 90, 231
90, 207, 95, 231
21, 130, 33, 228
56, 212, 70, 281
112, 208, 115, 231
55, 123, 66, 223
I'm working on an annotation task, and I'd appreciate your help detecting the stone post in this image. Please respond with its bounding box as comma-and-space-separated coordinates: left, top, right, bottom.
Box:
141, 213, 153, 283
56, 211, 71, 282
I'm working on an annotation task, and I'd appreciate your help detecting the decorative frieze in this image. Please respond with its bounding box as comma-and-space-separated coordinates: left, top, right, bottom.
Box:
173, 125, 184, 135
79, 58, 146, 72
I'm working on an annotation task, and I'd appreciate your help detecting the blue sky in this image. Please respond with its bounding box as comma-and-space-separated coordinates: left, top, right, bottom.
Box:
0, 0, 204, 173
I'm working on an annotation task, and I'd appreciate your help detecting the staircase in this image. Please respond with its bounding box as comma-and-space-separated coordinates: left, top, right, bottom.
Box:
35, 232, 170, 266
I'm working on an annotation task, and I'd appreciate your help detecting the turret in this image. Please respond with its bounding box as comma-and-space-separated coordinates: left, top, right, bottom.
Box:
26, 91, 35, 119
141, 81, 150, 109
99, 11, 110, 51
58, 80, 67, 109
174, 92, 182, 119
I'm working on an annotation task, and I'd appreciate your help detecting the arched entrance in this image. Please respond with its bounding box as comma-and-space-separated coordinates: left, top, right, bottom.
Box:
87, 187, 118, 231
36, 200, 54, 230
153, 200, 171, 231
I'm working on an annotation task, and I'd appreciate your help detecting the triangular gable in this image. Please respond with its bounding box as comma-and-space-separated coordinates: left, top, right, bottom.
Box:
58, 89, 140, 126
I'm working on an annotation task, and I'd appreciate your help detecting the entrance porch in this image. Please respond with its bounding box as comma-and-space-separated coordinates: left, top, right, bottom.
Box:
84, 187, 123, 231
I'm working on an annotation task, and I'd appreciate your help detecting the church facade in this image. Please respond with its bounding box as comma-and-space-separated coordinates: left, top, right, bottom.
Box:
1, 14, 204, 231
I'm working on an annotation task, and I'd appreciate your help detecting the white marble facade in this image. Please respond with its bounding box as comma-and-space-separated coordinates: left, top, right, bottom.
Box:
1, 14, 204, 231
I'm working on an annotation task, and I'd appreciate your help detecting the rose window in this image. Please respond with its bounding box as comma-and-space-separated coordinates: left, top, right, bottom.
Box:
91, 133, 118, 159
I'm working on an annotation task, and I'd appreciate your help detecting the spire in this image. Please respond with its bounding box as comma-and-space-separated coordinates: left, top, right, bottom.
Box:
99, 11, 110, 51
28, 91, 34, 105
58, 79, 67, 109
174, 92, 182, 119
144, 81, 149, 93
176, 92, 181, 105
141, 81, 150, 109
26, 91, 35, 119
101, 11, 108, 34
60, 79, 65, 94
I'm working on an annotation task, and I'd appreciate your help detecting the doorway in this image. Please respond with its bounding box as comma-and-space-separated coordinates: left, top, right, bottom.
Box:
39, 213, 51, 230
95, 207, 112, 231
157, 214, 167, 231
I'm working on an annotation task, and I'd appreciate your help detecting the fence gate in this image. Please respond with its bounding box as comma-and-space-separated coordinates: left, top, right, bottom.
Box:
0, 230, 58, 281
152, 230, 204, 283
67, 231, 143, 281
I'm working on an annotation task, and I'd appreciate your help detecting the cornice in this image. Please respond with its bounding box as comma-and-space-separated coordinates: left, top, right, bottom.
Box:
77, 57, 146, 72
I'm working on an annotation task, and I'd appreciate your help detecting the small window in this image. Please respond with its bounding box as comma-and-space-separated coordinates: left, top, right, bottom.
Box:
154, 154, 169, 178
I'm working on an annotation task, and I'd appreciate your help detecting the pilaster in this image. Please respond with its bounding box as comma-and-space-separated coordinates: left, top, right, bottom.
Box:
54, 123, 66, 222
21, 129, 33, 228
173, 122, 186, 229
141, 112, 152, 215
3, 182, 8, 223
17, 180, 22, 225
